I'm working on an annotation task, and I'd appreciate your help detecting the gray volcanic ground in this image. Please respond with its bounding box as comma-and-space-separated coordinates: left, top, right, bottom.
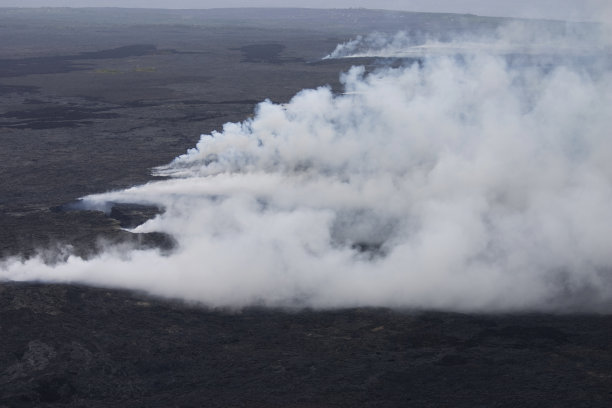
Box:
0, 8, 611, 407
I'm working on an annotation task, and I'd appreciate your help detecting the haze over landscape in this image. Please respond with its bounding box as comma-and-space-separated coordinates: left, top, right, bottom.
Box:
2, 9, 611, 312
2, 0, 611, 22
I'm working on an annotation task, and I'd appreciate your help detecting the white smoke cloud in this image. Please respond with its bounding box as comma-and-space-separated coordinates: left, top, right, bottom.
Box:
2, 27, 612, 312
324, 21, 611, 59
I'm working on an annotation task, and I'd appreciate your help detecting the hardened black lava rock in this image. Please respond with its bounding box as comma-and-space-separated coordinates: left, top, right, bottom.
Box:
108, 203, 163, 229
0, 282, 611, 408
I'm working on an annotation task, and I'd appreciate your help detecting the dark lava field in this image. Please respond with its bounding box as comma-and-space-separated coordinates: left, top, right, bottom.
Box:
0, 8, 611, 407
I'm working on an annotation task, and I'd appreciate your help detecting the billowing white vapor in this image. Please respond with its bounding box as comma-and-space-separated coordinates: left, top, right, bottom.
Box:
2, 27, 612, 312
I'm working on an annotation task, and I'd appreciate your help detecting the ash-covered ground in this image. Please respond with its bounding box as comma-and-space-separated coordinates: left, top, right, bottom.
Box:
0, 8, 611, 407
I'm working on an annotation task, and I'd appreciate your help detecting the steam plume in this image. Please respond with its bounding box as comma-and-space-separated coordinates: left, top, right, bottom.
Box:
324, 21, 610, 59
2, 27, 612, 312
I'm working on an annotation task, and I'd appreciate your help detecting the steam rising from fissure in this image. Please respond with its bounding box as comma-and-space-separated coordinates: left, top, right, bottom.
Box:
324, 21, 610, 59
2, 26, 612, 312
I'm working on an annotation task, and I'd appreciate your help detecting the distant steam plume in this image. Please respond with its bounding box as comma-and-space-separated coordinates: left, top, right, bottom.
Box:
2, 25, 612, 312
325, 21, 610, 59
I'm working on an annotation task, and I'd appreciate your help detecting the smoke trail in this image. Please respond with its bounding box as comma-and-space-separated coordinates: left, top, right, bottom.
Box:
324, 21, 610, 59
2, 27, 612, 312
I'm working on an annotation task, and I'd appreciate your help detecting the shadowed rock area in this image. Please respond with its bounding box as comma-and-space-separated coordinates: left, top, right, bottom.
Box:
1, 283, 611, 407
